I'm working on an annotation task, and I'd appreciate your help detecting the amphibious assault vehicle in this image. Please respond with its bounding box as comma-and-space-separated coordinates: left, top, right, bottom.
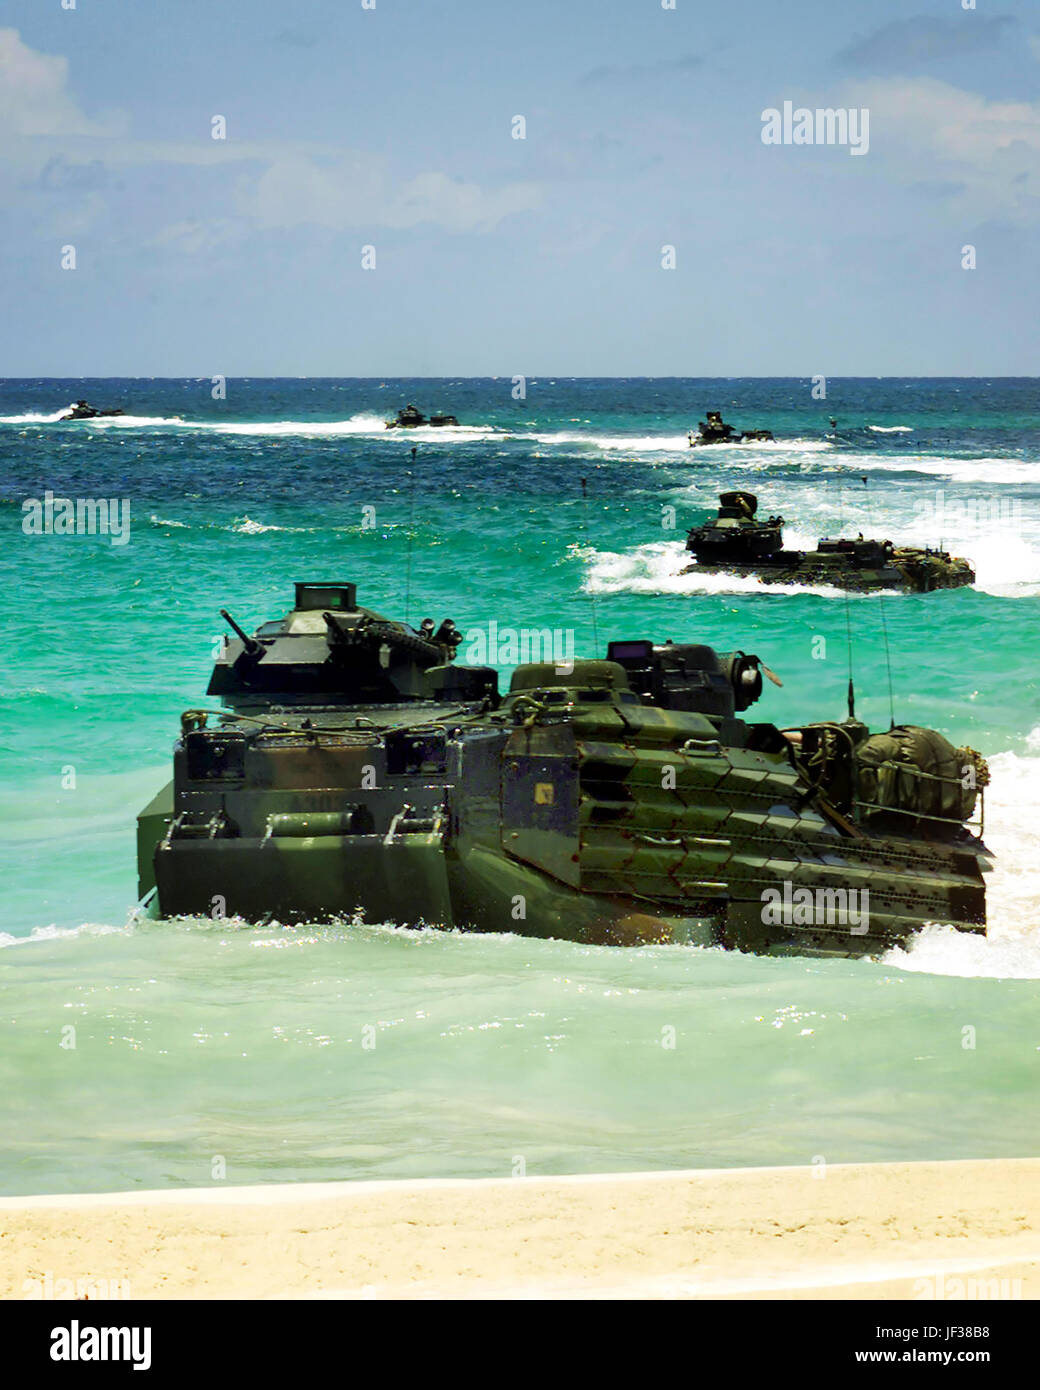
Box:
684, 492, 975, 593
385, 404, 459, 428
57, 400, 125, 421
689, 411, 774, 445
137, 582, 991, 957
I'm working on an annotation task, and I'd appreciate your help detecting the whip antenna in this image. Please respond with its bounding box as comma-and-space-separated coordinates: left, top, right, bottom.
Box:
404, 447, 417, 625
843, 589, 856, 720
580, 476, 600, 653
877, 591, 896, 730
839, 479, 856, 719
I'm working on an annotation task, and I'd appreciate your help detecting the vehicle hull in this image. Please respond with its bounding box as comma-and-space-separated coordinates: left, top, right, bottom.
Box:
140, 712, 988, 956
683, 556, 975, 593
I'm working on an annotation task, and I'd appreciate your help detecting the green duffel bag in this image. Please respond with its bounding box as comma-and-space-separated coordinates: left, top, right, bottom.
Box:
854, 725, 985, 823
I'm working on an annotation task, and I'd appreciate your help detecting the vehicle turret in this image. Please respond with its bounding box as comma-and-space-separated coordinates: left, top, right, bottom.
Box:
207, 582, 497, 710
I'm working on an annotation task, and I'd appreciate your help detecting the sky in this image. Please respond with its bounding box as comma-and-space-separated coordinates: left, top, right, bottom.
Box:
1, 0, 1038, 376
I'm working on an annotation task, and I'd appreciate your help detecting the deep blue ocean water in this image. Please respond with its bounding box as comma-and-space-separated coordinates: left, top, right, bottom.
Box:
2, 377, 1039, 1194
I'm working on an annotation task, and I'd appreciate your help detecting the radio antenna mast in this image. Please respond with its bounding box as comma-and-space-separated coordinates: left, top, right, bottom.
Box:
580, 477, 600, 654
404, 446, 417, 625
844, 590, 856, 719
840, 480, 856, 719
877, 591, 896, 730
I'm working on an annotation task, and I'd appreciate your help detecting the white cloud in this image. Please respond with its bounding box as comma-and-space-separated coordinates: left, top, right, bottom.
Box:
243, 156, 542, 233
0, 30, 541, 239
386, 170, 542, 233
0, 27, 120, 136
150, 218, 245, 255
845, 76, 1040, 220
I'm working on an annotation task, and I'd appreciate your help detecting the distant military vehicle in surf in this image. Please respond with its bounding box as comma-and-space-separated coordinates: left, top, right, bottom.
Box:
689, 411, 774, 446
57, 400, 126, 421
137, 580, 991, 958
684, 492, 975, 593
385, 404, 459, 428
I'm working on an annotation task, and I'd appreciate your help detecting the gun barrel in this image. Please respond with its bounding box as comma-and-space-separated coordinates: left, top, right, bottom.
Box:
220, 608, 262, 657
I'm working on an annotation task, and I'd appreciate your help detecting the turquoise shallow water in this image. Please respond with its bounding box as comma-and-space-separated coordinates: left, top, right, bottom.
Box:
2, 378, 1039, 1195
2, 920, 1040, 1197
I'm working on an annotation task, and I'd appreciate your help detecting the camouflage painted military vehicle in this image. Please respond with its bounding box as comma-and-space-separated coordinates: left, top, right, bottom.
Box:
385, 404, 459, 428
58, 400, 125, 421
137, 582, 991, 956
684, 491, 975, 593
689, 412, 774, 445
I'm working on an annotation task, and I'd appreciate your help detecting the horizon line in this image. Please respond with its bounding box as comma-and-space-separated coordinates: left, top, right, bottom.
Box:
1, 374, 1038, 383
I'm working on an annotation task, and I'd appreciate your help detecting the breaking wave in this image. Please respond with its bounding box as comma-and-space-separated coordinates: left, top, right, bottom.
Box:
865, 456, 1040, 486
0, 919, 136, 951
685, 437, 834, 454
587, 534, 1040, 601
883, 740, 1040, 979
0, 409, 184, 426
0, 409, 74, 424
0, 408, 837, 458
202, 414, 498, 441
582, 540, 880, 599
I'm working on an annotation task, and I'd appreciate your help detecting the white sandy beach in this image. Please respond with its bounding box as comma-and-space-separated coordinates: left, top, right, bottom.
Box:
1, 1159, 1038, 1300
